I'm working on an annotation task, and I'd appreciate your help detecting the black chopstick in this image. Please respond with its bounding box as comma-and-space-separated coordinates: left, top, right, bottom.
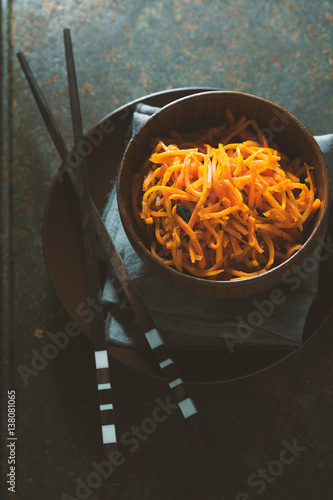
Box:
17, 44, 215, 452
62, 29, 120, 483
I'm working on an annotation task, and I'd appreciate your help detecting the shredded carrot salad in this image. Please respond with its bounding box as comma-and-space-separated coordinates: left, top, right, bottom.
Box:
131, 111, 321, 280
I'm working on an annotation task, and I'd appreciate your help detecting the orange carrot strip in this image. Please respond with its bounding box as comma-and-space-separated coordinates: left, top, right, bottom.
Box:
172, 205, 206, 268
150, 148, 201, 163
261, 232, 275, 270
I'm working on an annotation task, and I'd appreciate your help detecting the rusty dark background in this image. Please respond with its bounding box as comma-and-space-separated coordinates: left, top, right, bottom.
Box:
1, 0, 333, 499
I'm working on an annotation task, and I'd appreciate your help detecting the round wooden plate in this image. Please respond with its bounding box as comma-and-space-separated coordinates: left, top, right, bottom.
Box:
42, 87, 333, 384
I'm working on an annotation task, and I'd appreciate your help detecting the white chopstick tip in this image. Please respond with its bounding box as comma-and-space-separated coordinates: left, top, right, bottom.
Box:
98, 383, 111, 391
95, 350, 109, 369
100, 403, 114, 411
102, 424, 117, 444
159, 358, 173, 370
145, 328, 164, 349
178, 398, 198, 419
169, 378, 183, 389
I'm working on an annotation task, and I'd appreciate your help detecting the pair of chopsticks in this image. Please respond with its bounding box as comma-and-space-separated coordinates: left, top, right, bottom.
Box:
17, 29, 215, 459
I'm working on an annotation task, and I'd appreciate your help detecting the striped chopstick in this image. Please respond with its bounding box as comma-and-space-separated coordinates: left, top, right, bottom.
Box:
95, 349, 117, 453
63, 29, 120, 480
144, 328, 214, 449
17, 43, 214, 452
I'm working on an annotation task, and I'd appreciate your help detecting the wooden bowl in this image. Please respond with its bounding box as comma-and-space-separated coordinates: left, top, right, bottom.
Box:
117, 91, 330, 299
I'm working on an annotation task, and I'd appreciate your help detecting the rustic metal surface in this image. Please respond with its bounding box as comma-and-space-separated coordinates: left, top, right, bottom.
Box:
2, 0, 333, 498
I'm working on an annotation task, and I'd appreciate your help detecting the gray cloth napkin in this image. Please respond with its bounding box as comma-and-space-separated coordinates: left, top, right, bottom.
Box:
101, 104, 333, 350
